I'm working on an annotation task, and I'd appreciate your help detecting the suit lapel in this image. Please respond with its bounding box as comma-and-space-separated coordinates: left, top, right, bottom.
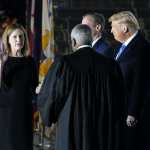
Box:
117, 33, 141, 61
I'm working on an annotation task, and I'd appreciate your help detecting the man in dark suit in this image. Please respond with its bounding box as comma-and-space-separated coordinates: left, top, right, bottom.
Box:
109, 11, 150, 150
38, 24, 125, 150
82, 13, 114, 58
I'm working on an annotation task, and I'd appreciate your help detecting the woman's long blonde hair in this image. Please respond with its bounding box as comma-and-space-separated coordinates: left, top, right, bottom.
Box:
2, 23, 30, 57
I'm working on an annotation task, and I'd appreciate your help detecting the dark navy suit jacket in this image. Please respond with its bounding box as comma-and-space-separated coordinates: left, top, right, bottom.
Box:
93, 37, 114, 58
116, 31, 150, 150
116, 32, 150, 119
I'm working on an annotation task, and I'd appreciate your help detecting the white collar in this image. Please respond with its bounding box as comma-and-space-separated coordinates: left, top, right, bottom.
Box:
123, 31, 138, 46
92, 36, 101, 47
77, 45, 92, 50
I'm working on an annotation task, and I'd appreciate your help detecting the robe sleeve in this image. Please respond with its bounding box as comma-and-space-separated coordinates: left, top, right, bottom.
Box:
37, 57, 67, 126
114, 62, 127, 122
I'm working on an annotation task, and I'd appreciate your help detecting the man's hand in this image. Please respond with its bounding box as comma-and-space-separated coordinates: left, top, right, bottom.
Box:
36, 81, 43, 94
126, 115, 137, 127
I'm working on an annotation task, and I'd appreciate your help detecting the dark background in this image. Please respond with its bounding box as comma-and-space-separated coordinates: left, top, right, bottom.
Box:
1, 0, 150, 54
0, 0, 26, 25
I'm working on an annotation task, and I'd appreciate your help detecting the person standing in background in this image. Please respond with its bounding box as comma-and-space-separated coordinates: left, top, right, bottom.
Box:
82, 13, 115, 58
0, 10, 17, 87
109, 11, 150, 150
0, 23, 38, 150
0, 10, 17, 52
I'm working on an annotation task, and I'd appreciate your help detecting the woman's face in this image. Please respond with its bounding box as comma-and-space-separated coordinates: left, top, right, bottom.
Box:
8, 29, 25, 56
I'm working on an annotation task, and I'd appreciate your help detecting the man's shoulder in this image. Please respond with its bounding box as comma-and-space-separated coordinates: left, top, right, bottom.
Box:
93, 38, 113, 54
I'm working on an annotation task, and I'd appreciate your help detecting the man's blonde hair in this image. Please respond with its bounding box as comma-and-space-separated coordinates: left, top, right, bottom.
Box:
109, 11, 140, 32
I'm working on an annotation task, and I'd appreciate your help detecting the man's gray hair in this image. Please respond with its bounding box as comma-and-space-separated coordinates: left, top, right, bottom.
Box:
71, 24, 92, 45
109, 11, 140, 32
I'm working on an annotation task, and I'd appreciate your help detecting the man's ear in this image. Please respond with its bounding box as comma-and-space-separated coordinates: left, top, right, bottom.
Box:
8, 37, 11, 44
96, 24, 101, 31
72, 38, 76, 47
121, 24, 128, 33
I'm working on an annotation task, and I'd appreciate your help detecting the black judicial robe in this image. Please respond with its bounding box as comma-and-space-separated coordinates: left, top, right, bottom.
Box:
0, 56, 38, 150
38, 47, 126, 150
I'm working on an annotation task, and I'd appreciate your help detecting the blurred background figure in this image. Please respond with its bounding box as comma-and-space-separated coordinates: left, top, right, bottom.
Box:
0, 9, 17, 53
0, 9, 17, 88
82, 12, 114, 58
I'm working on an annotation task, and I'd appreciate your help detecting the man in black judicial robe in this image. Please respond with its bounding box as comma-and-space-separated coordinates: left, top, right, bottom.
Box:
38, 24, 126, 150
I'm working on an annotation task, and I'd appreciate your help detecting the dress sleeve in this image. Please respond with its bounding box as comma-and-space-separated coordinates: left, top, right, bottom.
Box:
29, 57, 39, 95
0, 79, 17, 107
